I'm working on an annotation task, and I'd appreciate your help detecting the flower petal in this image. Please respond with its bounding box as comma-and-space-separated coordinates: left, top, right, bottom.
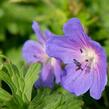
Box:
46, 36, 82, 64
63, 18, 90, 46
22, 40, 46, 63
89, 41, 107, 100
63, 18, 84, 34
44, 30, 54, 39
90, 67, 107, 100
32, 21, 46, 44
61, 63, 93, 96
35, 62, 54, 88
51, 58, 63, 83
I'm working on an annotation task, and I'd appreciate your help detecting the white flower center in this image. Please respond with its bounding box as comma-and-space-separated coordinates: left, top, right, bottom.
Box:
73, 48, 98, 72
83, 48, 98, 67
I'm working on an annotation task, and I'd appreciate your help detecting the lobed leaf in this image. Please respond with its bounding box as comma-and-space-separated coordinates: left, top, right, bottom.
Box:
24, 63, 41, 102
29, 89, 83, 109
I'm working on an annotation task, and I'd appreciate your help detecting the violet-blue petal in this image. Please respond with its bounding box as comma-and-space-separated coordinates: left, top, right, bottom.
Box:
35, 62, 54, 88
90, 67, 107, 100
89, 41, 107, 99
44, 30, 54, 39
44, 30, 63, 39
51, 59, 63, 83
46, 36, 82, 64
63, 18, 90, 46
32, 21, 46, 44
61, 63, 93, 96
22, 40, 45, 63
63, 18, 84, 34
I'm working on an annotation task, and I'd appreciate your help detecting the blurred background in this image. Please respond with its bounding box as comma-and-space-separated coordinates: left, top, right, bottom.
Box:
0, 0, 109, 108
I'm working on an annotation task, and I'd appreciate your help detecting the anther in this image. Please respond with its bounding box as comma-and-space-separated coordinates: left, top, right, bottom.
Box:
80, 49, 83, 53
85, 59, 88, 62
33, 55, 37, 58
73, 59, 83, 71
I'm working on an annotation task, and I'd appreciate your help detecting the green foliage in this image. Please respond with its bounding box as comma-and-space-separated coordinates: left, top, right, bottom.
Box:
0, 58, 41, 109
0, 87, 12, 102
29, 89, 83, 109
24, 63, 41, 101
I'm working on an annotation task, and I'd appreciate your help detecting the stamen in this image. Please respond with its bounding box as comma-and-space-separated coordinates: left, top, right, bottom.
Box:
84, 60, 92, 73
76, 67, 83, 71
73, 59, 83, 71
80, 49, 83, 53
85, 59, 88, 62
33, 55, 37, 58
73, 59, 81, 66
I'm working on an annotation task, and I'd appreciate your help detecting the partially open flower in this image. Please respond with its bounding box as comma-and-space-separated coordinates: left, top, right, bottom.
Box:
22, 22, 62, 88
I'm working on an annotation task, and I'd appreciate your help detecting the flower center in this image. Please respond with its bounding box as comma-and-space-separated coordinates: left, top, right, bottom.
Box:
73, 48, 98, 73
83, 48, 98, 66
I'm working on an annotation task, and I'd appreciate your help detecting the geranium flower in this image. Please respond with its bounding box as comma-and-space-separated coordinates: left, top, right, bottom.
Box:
22, 21, 62, 88
46, 18, 107, 99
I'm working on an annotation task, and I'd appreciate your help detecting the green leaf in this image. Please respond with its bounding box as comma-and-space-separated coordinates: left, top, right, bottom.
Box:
0, 62, 41, 102
0, 62, 41, 109
24, 63, 41, 102
2, 64, 24, 96
0, 87, 12, 102
29, 89, 83, 109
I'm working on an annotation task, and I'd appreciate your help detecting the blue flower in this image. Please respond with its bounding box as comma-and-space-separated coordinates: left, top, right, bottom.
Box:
22, 22, 62, 88
46, 18, 107, 99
